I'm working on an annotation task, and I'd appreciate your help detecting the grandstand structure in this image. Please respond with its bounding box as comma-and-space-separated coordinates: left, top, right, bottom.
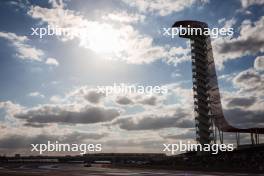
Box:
172, 20, 264, 146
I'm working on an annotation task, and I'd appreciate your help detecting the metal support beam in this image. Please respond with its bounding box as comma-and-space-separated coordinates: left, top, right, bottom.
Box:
236, 132, 240, 146
218, 128, 223, 144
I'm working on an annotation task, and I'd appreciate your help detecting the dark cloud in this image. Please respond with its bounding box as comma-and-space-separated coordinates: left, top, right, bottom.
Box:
0, 134, 56, 149
116, 95, 162, 106
15, 105, 120, 125
234, 69, 261, 83
113, 109, 194, 130
224, 108, 264, 128
138, 96, 158, 106
84, 91, 104, 104
233, 69, 264, 94
60, 132, 108, 143
227, 97, 256, 107
24, 122, 47, 128
116, 96, 134, 105
219, 37, 264, 55
0, 132, 107, 149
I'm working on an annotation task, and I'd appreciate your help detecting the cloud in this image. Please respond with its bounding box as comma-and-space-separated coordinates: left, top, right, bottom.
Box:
121, 0, 209, 16
28, 91, 45, 98
166, 46, 190, 66
254, 55, 264, 71
233, 68, 264, 96
0, 131, 107, 150
114, 93, 165, 107
114, 115, 193, 131
0, 31, 44, 61
49, 95, 63, 103
68, 87, 105, 104
103, 138, 166, 152
234, 70, 261, 84
218, 37, 263, 56
0, 121, 110, 154
240, 0, 264, 8
0, 101, 24, 117
112, 106, 194, 130
218, 18, 226, 24
137, 96, 158, 106
27, 0, 187, 65
0, 131, 163, 154
7, 0, 30, 10
102, 11, 145, 23
14, 105, 120, 125
224, 108, 264, 128
161, 129, 196, 140
23, 122, 47, 128
69, 85, 166, 107
66, 131, 108, 141
46, 57, 59, 66
166, 83, 194, 107
226, 96, 256, 108
0, 134, 56, 149
84, 91, 105, 104
221, 74, 264, 129
212, 17, 264, 69
116, 96, 134, 105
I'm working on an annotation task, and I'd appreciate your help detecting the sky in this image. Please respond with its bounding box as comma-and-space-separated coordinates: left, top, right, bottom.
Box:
0, 0, 263, 155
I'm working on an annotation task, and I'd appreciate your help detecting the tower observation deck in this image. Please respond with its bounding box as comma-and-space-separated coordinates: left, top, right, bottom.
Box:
172, 20, 264, 145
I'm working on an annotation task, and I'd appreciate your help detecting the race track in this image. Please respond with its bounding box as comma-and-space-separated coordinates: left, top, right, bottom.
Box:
0, 163, 262, 176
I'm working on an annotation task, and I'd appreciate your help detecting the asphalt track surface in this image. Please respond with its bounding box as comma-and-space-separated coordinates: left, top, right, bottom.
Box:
0, 164, 263, 176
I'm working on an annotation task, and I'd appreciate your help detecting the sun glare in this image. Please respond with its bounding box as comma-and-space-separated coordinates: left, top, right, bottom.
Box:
79, 22, 123, 55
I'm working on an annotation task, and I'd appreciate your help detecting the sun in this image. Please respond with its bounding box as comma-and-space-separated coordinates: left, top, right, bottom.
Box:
79, 22, 123, 55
